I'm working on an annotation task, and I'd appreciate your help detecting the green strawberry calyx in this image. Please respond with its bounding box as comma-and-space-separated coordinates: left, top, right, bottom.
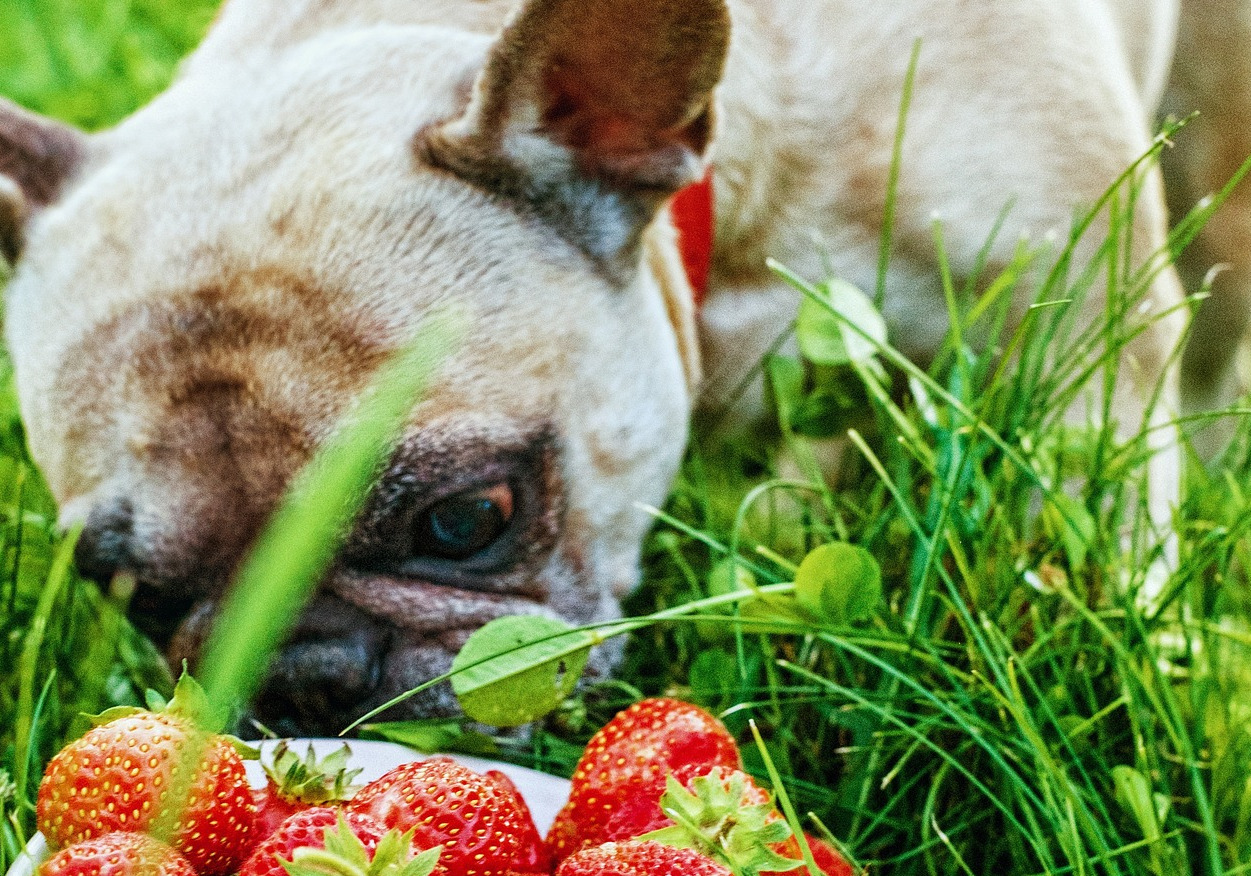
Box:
281, 815, 441, 876
265, 742, 363, 804
639, 769, 803, 876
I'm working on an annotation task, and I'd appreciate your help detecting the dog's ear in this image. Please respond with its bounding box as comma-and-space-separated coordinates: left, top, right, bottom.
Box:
422, 0, 730, 271
0, 98, 88, 265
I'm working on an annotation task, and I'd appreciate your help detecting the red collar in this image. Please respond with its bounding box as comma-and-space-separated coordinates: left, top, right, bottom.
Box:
669, 169, 714, 309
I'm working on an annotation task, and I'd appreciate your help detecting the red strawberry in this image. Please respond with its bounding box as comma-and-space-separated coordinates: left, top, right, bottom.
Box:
481, 771, 551, 873
599, 764, 771, 843
251, 742, 362, 843
554, 841, 729, 876
348, 757, 547, 876
546, 699, 740, 861
251, 789, 305, 849
36, 674, 256, 875
810, 837, 853, 876
600, 767, 826, 876
769, 835, 854, 876
38, 832, 196, 876
239, 807, 389, 876
240, 809, 441, 876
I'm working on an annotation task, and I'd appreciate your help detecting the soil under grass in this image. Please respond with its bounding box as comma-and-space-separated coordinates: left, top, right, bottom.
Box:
3, 4, 1251, 874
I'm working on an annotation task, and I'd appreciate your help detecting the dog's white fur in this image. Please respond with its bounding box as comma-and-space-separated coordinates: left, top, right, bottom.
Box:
0, 0, 1240, 729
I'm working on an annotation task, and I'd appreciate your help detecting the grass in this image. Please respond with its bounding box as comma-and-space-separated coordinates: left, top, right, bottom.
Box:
609, 150, 1251, 872
3, 3, 1251, 875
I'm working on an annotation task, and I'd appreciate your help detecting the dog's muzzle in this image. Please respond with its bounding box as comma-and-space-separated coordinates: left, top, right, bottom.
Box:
73, 507, 556, 735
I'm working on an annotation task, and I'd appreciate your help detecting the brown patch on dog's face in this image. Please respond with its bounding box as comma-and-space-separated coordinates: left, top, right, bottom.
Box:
55, 269, 389, 595
4, 1, 727, 732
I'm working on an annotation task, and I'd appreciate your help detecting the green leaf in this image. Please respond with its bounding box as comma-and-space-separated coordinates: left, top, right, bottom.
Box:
708, 558, 756, 599
738, 595, 815, 633
1112, 765, 1163, 843
87, 704, 146, 726
264, 741, 362, 802
88, 670, 248, 744
793, 543, 882, 626
797, 278, 886, 367
788, 385, 855, 438
164, 669, 223, 731
144, 687, 169, 712
283, 817, 440, 876
230, 738, 262, 760
450, 615, 593, 727
689, 649, 738, 701
397, 848, 442, 876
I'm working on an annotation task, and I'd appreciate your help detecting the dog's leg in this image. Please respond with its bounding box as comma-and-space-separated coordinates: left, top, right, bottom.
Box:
1107, 198, 1187, 603
1162, 0, 1251, 450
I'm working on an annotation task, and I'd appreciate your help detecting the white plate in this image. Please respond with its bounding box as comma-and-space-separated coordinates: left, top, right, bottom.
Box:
8, 739, 571, 876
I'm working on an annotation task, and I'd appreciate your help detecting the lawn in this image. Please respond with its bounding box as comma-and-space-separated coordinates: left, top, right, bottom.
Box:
3, 3, 1251, 875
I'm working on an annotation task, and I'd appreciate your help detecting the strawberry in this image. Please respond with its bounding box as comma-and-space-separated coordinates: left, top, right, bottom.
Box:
629, 768, 802, 875
37, 832, 197, 876
769, 836, 853, 876
347, 757, 547, 876
554, 841, 730, 876
481, 771, 551, 874
240, 807, 391, 876
598, 764, 771, 843
241, 809, 440, 876
252, 742, 363, 843
35, 673, 256, 875
545, 699, 740, 861
609, 766, 854, 876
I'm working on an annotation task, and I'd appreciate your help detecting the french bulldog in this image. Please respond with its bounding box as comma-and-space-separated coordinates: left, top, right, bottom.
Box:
0, 0, 1243, 733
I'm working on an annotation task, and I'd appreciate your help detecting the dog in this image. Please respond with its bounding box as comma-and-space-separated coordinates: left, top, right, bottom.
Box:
0, 0, 1243, 733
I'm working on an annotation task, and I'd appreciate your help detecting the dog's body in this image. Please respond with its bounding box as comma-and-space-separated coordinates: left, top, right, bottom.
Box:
0, 0, 1243, 731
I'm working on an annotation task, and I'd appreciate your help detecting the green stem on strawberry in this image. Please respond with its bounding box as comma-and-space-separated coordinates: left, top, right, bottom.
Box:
641, 772, 802, 876
288, 848, 372, 876
279, 815, 441, 876
655, 802, 737, 876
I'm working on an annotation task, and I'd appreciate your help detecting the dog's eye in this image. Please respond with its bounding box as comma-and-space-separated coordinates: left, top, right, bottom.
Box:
411, 483, 514, 560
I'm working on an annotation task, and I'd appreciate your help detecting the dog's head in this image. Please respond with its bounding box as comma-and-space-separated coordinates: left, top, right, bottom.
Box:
0, 0, 729, 733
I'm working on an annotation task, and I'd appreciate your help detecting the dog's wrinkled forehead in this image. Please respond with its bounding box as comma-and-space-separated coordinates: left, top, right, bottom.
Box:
8, 28, 636, 490
18, 28, 523, 325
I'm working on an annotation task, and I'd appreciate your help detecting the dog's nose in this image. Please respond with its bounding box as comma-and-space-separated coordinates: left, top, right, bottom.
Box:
251, 609, 391, 735
73, 498, 135, 585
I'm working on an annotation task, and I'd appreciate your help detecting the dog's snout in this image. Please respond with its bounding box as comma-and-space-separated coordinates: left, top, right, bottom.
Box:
247, 597, 392, 735
74, 498, 135, 586
255, 630, 389, 736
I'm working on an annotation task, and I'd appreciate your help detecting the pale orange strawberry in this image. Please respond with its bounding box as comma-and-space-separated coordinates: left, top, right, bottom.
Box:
35, 674, 256, 875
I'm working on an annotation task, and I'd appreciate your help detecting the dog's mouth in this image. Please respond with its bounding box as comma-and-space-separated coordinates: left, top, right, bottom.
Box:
129, 570, 561, 737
